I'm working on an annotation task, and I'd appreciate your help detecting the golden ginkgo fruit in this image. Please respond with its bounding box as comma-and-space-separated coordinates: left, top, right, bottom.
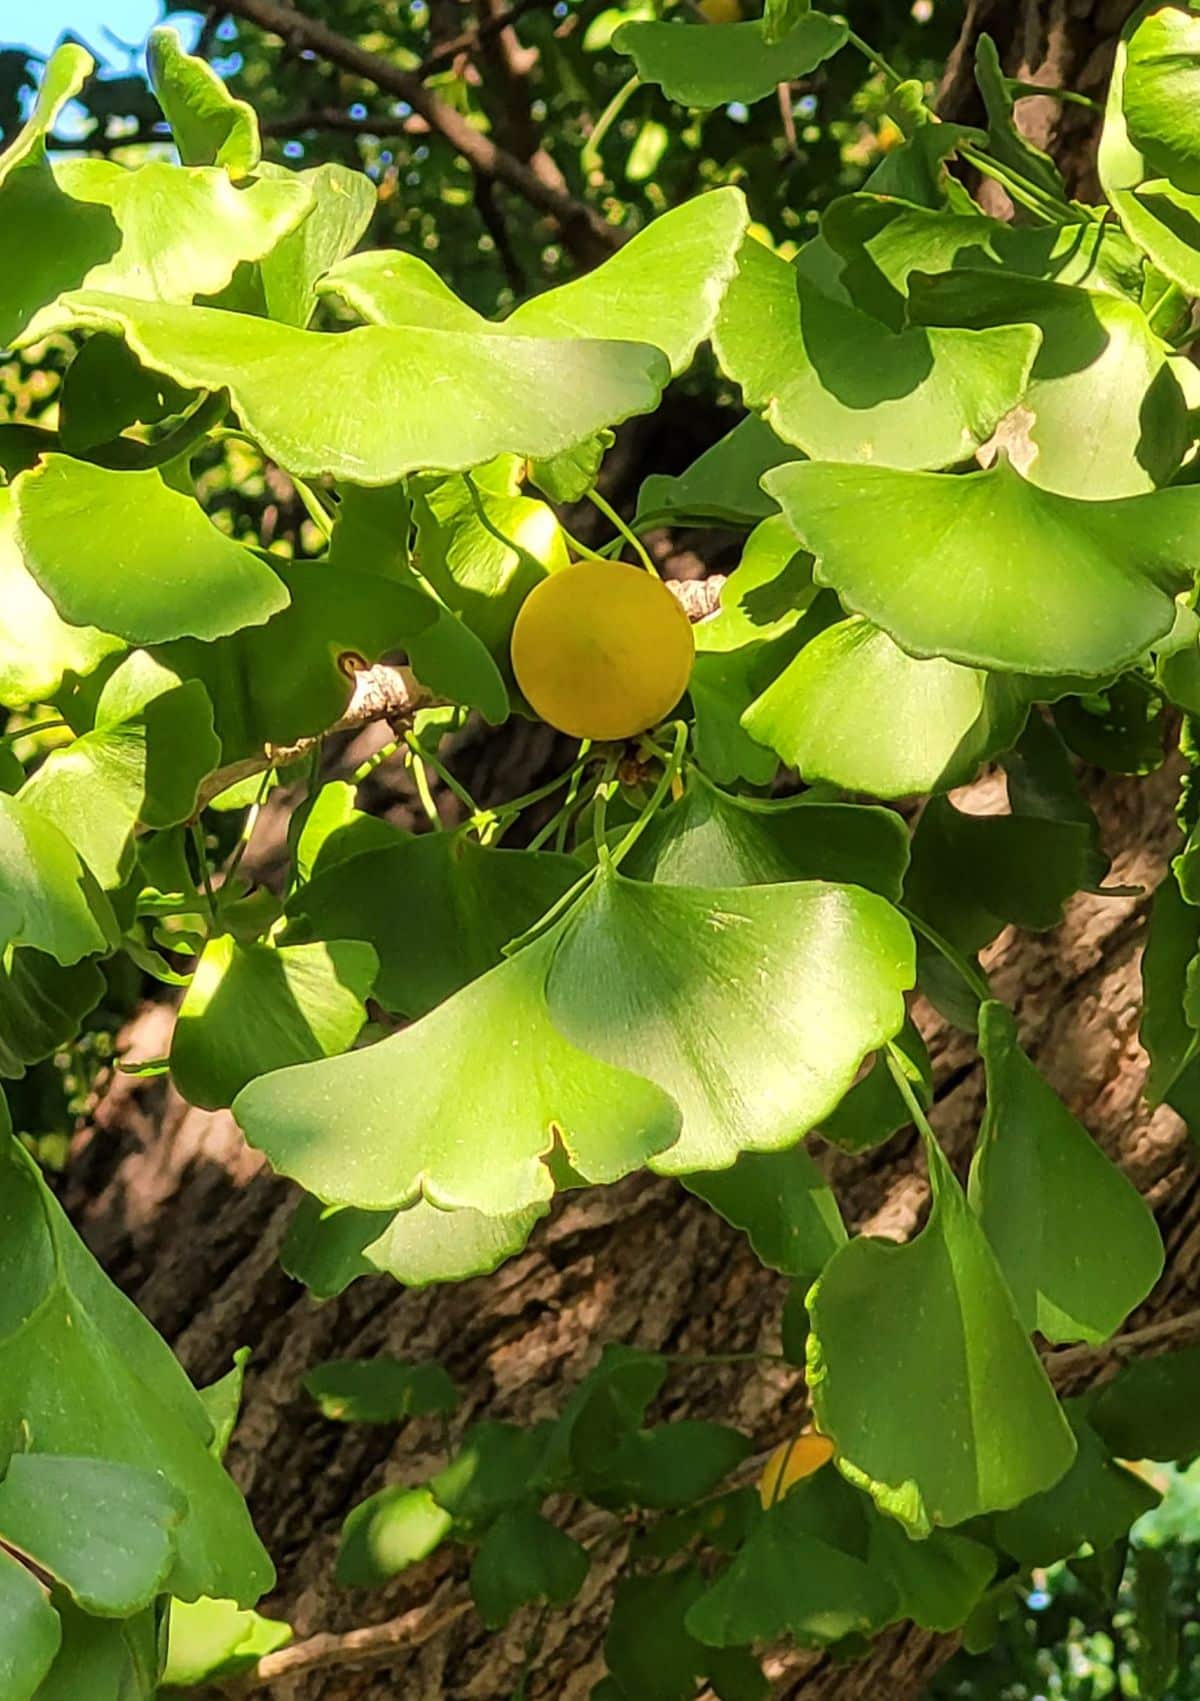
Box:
510, 557, 695, 741
758, 1432, 836, 1509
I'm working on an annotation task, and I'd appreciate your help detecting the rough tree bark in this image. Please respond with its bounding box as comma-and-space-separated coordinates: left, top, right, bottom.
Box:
56, 5, 1200, 1698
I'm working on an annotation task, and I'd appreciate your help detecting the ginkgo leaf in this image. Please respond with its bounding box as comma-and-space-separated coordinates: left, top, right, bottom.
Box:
1140, 867, 1200, 1126
992, 1411, 1159, 1567
973, 33, 1068, 204
544, 865, 914, 1175
504, 189, 748, 375
0, 793, 117, 964
635, 415, 797, 530
282, 1193, 548, 1297
0, 43, 117, 349
683, 1145, 846, 1279
20, 654, 220, 888
147, 26, 261, 176
255, 161, 376, 328
0, 1454, 183, 1616
470, 1509, 589, 1629
0, 952, 106, 1079
612, 14, 848, 108
623, 769, 909, 900
742, 617, 1031, 798
714, 237, 1041, 470
606, 1565, 768, 1701
0, 488, 122, 708
0, 1547, 60, 1701
171, 935, 378, 1110
820, 1020, 932, 1155
328, 189, 746, 376
1121, 4, 1200, 194
161, 1596, 292, 1687
13, 457, 290, 644
303, 1358, 457, 1424
62, 292, 672, 483
763, 457, 1194, 676
26, 158, 310, 334
807, 1123, 1076, 1535
690, 516, 814, 655
232, 929, 682, 1214
970, 1002, 1163, 1343
284, 834, 582, 1018
58, 332, 194, 454
33, 1601, 159, 1701
335, 1485, 452, 1586
0, 1130, 273, 1605
908, 269, 1187, 496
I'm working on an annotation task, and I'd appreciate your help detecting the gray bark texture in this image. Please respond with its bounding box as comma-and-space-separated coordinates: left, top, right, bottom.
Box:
57, 4, 1200, 1697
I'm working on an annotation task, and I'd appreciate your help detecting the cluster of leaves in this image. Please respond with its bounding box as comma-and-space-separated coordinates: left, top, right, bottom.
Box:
7, 2, 1200, 1694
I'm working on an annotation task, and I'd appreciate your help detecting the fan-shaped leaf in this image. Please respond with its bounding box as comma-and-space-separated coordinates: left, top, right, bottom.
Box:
233, 928, 682, 1214
303, 1358, 457, 1425
545, 866, 914, 1175
0, 952, 105, 1079
147, 26, 260, 174
714, 237, 1041, 470
471, 1509, 589, 1628
764, 458, 1193, 676
635, 415, 797, 530
14, 457, 290, 644
171, 935, 377, 1110
683, 1145, 846, 1279
0, 1548, 60, 1701
612, 14, 848, 108
743, 616, 1030, 798
971, 1002, 1163, 1343
63, 292, 671, 483
0, 793, 117, 964
807, 1121, 1076, 1535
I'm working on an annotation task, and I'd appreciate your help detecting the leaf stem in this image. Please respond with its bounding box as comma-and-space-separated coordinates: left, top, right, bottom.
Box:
958, 142, 1074, 223
1006, 79, 1101, 112
501, 865, 596, 956
189, 821, 220, 932
587, 488, 658, 576
292, 474, 334, 540
223, 766, 276, 887
608, 720, 689, 871
592, 757, 621, 866
843, 28, 904, 90
900, 906, 991, 1004
885, 1042, 939, 1147
0, 719, 66, 745
581, 71, 641, 174
663, 1349, 790, 1367
405, 731, 478, 814
405, 746, 443, 829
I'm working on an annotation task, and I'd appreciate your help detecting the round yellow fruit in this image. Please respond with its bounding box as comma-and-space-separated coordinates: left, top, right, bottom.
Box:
510, 558, 695, 742
699, 0, 743, 20
758, 1432, 835, 1509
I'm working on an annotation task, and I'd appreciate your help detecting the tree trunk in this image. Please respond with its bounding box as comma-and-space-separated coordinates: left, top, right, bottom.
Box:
60, 6, 1192, 1698
60, 758, 1200, 1701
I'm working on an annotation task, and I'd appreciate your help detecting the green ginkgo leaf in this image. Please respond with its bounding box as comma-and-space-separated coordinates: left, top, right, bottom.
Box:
0, 952, 106, 1080
0, 1548, 60, 1701
20, 655, 220, 888
58, 332, 194, 454
171, 935, 378, 1110
992, 1411, 1159, 1567
303, 1358, 457, 1425
714, 237, 1041, 470
161, 1596, 292, 1687
623, 768, 909, 900
27, 158, 309, 334
634, 415, 797, 530
284, 833, 582, 1018
908, 269, 1187, 496
14, 457, 290, 644
62, 292, 671, 483
544, 865, 914, 1175
763, 458, 1194, 676
504, 189, 748, 375
0, 43, 117, 350
232, 928, 682, 1214
255, 161, 376, 328
612, 14, 848, 108
147, 26, 261, 175
742, 617, 1031, 798
683, 1145, 846, 1279
33, 1601, 158, 1701
971, 1002, 1163, 1343
0, 1130, 273, 1605
0, 489, 123, 708
0, 1455, 183, 1616
470, 1508, 589, 1629
0, 793, 117, 964
282, 1193, 548, 1298
1140, 867, 1200, 1126
1100, 10, 1200, 295
807, 1121, 1076, 1535
973, 33, 1068, 205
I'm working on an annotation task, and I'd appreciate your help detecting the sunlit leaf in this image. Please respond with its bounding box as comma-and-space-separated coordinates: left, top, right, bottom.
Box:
335, 1485, 451, 1586
0, 792, 117, 964
161, 1596, 292, 1687
147, 26, 260, 175
764, 457, 1193, 676
612, 15, 848, 108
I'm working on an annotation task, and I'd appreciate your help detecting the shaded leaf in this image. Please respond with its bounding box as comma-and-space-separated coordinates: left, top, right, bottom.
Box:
470, 1508, 588, 1628
993, 1411, 1159, 1566
807, 1122, 1076, 1535
820, 1020, 933, 1155
684, 1146, 846, 1279
0, 792, 117, 964
971, 1002, 1163, 1343
635, 415, 797, 530
0, 952, 105, 1080
303, 1358, 457, 1425
431, 1422, 552, 1528
0, 1548, 60, 1701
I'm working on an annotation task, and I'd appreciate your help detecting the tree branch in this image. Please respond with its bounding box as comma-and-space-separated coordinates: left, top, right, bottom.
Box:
216, 0, 620, 263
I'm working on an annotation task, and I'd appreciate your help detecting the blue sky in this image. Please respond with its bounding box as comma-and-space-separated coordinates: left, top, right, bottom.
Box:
4, 1, 202, 67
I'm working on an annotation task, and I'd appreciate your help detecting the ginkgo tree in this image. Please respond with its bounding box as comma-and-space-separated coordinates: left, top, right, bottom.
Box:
5, 4, 1200, 1695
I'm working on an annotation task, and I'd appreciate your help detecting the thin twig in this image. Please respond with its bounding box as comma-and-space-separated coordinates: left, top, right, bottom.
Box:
226, 1598, 474, 1690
